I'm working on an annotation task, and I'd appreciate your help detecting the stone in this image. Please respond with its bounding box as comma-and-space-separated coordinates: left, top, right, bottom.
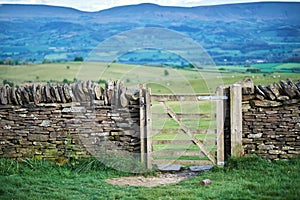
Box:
120, 86, 129, 108
269, 150, 286, 155
250, 100, 282, 107
242, 103, 251, 111
255, 94, 265, 100
0, 86, 8, 105
10, 87, 18, 105
45, 83, 53, 103
267, 83, 281, 98
63, 84, 72, 102
56, 84, 66, 103
242, 95, 255, 101
74, 81, 86, 102
258, 85, 276, 100
277, 96, 290, 101
51, 85, 61, 102
189, 165, 213, 172
239, 78, 254, 95
255, 86, 266, 98
295, 80, 300, 91
258, 144, 275, 150
287, 78, 300, 97
40, 120, 51, 127
280, 80, 296, 98
157, 164, 182, 171
62, 107, 85, 113
35, 84, 42, 104
16, 88, 23, 105
248, 133, 263, 138
94, 84, 102, 100
21, 86, 30, 104
287, 150, 299, 154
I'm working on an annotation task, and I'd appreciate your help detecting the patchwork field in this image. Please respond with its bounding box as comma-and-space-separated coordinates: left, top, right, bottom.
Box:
0, 62, 299, 93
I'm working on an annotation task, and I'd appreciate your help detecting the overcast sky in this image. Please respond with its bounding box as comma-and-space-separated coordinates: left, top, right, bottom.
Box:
0, 0, 299, 11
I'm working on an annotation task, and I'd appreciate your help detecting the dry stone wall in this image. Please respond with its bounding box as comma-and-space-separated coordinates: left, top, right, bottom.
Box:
241, 78, 300, 160
0, 80, 141, 161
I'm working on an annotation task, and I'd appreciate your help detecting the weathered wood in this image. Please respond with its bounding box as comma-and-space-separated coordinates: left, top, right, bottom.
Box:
160, 101, 216, 165
145, 87, 152, 169
230, 84, 243, 157
151, 129, 216, 135
152, 159, 213, 166
216, 86, 225, 166
139, 84, 146, 164
151, 93, 213, 101
152, 113, 211, 119
152, 140, 193, 145
152, 151, 204, 157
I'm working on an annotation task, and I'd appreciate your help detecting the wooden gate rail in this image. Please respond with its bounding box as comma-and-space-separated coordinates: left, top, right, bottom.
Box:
151, 93, 221, 101
140, 91, 232, 169
160, 101, 217, 165
140, 85, 243, 169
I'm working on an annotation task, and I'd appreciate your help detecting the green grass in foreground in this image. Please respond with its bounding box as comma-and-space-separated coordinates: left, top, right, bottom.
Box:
0, 156, 299, 200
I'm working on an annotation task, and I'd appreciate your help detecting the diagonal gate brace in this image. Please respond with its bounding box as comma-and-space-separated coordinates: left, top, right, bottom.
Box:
160, 101, 216, 165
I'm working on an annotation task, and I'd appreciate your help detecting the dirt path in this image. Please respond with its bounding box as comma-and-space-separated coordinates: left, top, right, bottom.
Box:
106, 171, 200, 187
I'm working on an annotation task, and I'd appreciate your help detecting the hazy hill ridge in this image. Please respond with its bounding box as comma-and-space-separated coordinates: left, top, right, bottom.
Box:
0, 2, 300, 64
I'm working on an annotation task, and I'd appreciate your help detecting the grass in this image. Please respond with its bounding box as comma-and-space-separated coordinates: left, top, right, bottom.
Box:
0, 156, 299, 200
1, 62, 299, 93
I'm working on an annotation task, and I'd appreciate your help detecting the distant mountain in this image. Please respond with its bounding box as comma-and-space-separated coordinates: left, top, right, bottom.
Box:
0, 2, 300, 64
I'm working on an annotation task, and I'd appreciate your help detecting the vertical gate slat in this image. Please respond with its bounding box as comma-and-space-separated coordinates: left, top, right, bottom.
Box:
145, 87, 152, 169
139, 85, 146, 164
216, 86, 225, 166
230, 84, 243, 157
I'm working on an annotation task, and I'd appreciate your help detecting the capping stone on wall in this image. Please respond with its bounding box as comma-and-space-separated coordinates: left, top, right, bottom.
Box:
0, 80, 141, 161
241, 78, 300, 160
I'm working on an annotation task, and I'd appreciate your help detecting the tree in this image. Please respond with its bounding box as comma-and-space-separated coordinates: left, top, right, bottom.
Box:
164, 69, 169, 76
74, 57, 84, 62
42, 59, 52, 64
3, 80, 14, 87
246, 68, 261, 73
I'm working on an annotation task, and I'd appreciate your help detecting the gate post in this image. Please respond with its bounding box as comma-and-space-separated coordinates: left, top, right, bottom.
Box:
145, 88, 152, 169
216, 86, 225, 166
139, 85, 146, 164
230, 84, 243, 157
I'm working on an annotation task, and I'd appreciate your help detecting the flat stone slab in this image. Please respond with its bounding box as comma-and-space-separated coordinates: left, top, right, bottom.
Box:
189, 165, 213, 172
157, 164, 183, 171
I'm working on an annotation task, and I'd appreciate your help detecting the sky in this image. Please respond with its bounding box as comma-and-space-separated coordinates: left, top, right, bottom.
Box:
0, 0, 299, 11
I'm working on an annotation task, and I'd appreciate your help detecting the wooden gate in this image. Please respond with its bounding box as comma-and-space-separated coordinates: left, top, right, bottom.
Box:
140, 86, 228, 169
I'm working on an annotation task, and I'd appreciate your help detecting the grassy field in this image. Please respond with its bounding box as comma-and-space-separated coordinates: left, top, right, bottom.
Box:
0, 62, 299, 94
0, 156, 299, 200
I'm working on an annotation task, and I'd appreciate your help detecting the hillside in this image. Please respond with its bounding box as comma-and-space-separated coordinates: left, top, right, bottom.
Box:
0, 2, 300, 65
